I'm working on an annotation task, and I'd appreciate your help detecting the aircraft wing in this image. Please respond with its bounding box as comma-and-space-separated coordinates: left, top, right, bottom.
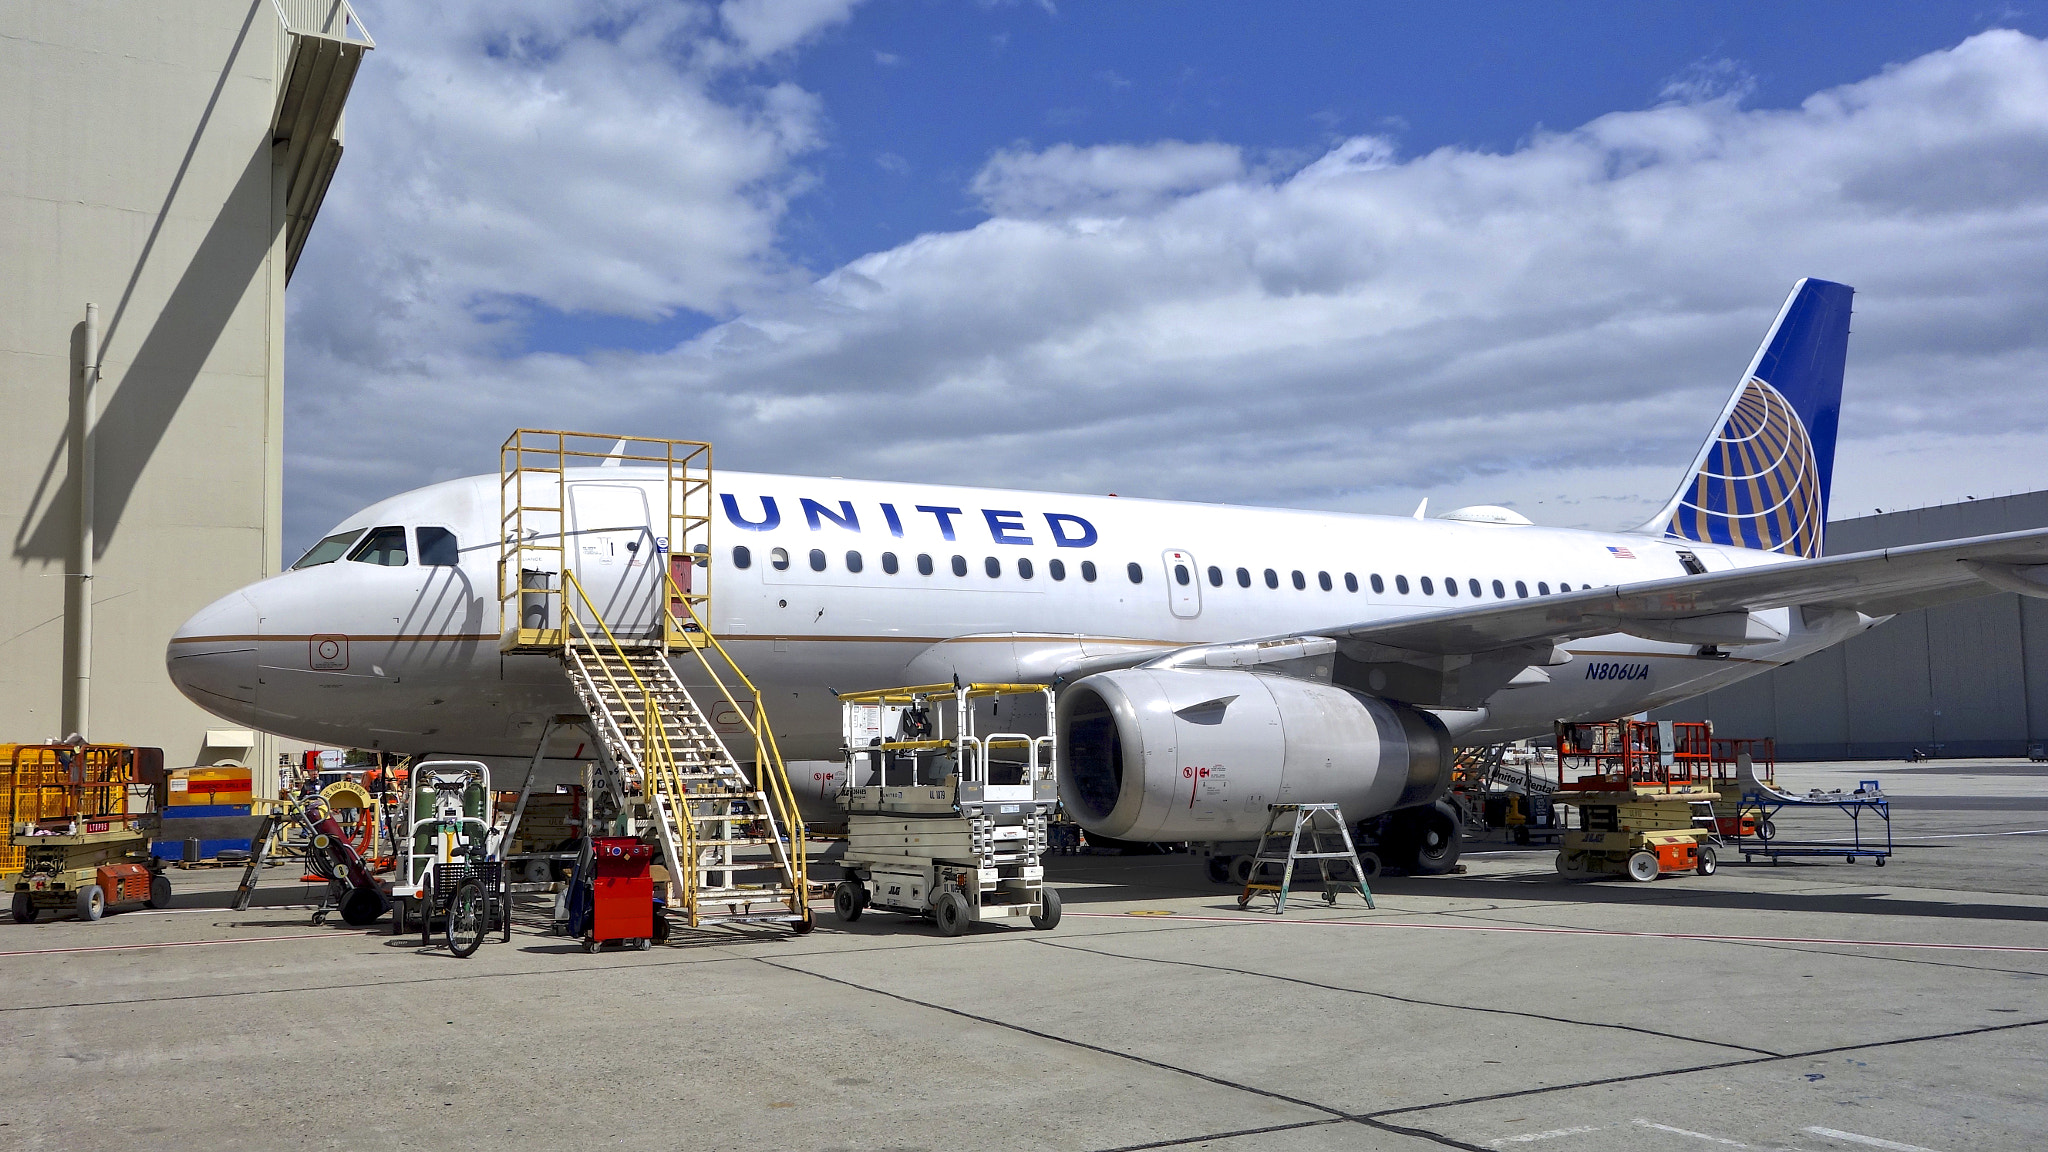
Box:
1127, 528, 2048, 707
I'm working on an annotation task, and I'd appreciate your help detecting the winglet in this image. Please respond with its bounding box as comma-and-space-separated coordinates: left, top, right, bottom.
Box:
1413, 498, 1429, 520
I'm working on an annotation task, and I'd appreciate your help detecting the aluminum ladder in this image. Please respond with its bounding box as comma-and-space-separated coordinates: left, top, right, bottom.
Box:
1237, 803, 1375, 914
562, 635, 809, 933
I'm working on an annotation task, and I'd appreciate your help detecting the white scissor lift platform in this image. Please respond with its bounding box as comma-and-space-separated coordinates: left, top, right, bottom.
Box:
832, 683, 1062, 936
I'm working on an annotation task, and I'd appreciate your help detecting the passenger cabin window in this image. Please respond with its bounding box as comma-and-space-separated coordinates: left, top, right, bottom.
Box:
1237, 567, 1251, 588
417, 527, 459, 566
1127, 562, 1144, 584
952, 555, 969, 577
292, 530, 362, 569
1291, 570, 1306, 590
1208, 565, 1223, 587
732, 545, 753, 570
1445, 577, 1458, 597
1419, 576, 1434, 595
1396, 575, 1410, 594
1081, 561, 1098, 582
1174, 563, 1191, 586
1537, 581, 1550, 595
986, 556, 1002, 578
1492, 579, 1505, 598
917, 553, 934, 576
1370, 574, 1384, 593
882, 552, 899, 574
1264, 568, 1279, 589
1019, 558, 1034, 580
1515, 580, 1527, 597
770, 547, 790, 571
1318, 571, 1332, 592
348, 526, 408, 566
1049, 559, 1066, 581
809, 549, 827, 572
845, 550, 863, 573
1469, 578, 1483, 598
1344, 573, 1358, 593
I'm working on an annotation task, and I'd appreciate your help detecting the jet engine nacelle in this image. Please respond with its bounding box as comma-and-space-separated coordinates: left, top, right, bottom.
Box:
1057, 668, 1452, 842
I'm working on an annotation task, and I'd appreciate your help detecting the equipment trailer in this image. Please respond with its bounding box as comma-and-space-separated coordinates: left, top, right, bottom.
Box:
833, 683, 1062, 935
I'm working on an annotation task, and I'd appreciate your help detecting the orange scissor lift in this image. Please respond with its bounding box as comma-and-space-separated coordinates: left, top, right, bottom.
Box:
1552, 720, 1724, 882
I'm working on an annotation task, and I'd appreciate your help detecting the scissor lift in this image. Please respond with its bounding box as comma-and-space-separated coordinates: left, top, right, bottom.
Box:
832, 683, 1062, 936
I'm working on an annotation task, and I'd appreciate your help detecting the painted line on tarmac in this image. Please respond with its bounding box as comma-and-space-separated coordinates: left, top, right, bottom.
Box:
1804, 1126, 1941, 1151
1069, 912, 2048, 954
0, 930, 378, 958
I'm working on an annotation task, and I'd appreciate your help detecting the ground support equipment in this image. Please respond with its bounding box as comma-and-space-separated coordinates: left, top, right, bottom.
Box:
4, 744, 172, 922
389, 759, 507, 957
833, 682, 1061, 936
1236, 803, 1374, 913
1736, 779, 1892, 866
579, 835, 655, 951
1553, 720, 1722, 882
499, 431, 810, 940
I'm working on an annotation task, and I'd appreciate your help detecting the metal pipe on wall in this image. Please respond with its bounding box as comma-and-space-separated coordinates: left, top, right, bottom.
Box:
65, 302, 98, 740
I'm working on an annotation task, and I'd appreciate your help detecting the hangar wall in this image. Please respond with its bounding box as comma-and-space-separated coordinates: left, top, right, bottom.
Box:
1656, 491, 2048, 760
0, 2, 367, 789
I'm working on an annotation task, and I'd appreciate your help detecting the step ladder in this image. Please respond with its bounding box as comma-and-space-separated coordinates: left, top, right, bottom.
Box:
1237, 803, 1375, 914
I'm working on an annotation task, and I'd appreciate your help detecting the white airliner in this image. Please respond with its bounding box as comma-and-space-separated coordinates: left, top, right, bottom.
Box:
168, 279, 2048, 874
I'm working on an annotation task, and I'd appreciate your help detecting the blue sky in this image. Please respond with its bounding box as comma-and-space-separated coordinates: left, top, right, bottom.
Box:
289, 2, 2048, 556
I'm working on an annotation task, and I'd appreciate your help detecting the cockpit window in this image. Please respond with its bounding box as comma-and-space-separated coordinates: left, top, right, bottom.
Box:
417, 527, 459, 566
347, 526, 409, 566
292, 530, 362, 569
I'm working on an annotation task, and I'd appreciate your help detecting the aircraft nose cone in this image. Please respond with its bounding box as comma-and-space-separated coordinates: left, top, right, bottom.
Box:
167, 589, 262, 709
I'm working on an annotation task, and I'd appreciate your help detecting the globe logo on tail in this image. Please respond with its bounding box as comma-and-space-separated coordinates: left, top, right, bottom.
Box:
1664, 377, 1823, 558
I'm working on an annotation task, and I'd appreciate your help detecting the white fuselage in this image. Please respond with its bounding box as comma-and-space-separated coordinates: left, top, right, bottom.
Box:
168, 468, 1871, 814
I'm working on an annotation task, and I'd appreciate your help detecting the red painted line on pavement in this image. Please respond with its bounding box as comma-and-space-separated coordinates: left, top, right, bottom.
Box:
0, 930, 379, 958
1071, 912, 2048, 954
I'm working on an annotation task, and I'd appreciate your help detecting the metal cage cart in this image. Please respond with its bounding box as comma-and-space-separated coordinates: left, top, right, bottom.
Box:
389, 760, 509, 957
832, 682, 1062, 936
1737, 778, 1892, 866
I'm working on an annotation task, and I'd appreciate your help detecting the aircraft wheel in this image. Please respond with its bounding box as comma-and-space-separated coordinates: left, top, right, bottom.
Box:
1398, 801, 1464, 876
1031, 887, 1061, 930
145, 874, 172, 909
1206, 855, 1232, 884
76, 884, 105, 922
1627, 851, 1661, 882
1228, 855, 1257, 886
11, 892, 35, 923
834, 881, 866, 922
934, 891, 971, 937
1696, 845, 1718, 876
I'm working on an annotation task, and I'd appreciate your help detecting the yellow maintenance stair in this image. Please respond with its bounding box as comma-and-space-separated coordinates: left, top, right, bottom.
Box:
498, 431, 810, 934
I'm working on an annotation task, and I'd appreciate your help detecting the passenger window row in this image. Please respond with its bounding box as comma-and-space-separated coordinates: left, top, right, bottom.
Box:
728, 544, 1584, 599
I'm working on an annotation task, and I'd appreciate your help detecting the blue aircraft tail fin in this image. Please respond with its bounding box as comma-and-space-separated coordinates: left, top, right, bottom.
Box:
1641, 278, 1852, 559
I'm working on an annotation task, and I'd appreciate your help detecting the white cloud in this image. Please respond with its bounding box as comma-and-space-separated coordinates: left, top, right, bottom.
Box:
969, 140, 1247, 217
287, 27, 2048, 556
718, 0, 861, 59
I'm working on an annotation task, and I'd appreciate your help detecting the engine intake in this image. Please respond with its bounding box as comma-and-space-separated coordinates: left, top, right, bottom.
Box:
1057, 668, 1451, 842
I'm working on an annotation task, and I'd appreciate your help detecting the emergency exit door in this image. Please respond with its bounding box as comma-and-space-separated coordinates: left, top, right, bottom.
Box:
1163, 549, 1202, 618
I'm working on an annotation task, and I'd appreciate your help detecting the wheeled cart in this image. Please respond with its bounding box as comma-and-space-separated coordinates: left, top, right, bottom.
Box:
388, 760, 508, 957
832, 683, 1062, 935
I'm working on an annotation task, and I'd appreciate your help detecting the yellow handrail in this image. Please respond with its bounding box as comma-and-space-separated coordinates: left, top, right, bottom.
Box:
659, 565, 809, 910
558, 569, 701, 922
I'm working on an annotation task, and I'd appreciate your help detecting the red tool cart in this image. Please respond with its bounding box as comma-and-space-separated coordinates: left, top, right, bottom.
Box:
585, 836, 654, 952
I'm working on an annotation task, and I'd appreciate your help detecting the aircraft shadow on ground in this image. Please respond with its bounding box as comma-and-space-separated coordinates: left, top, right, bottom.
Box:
1037, 853, 2048, 926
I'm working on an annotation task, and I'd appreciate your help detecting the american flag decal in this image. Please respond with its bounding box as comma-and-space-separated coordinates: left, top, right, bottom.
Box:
1607, 545, 1635, 559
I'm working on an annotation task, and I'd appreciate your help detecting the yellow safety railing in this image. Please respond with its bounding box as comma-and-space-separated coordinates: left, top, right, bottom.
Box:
558, 569, 702, 919
657, 564, 809, 906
